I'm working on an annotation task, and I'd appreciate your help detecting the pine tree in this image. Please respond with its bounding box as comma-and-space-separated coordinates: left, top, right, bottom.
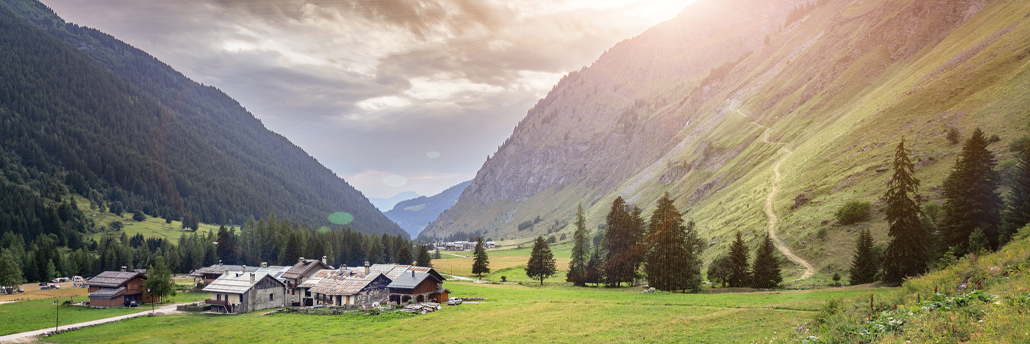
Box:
727, 232, 750, 287
471, 236, 490, 278
750, 234, 782, 289
525, 236, 557, 285
415, 244, 432, 267
643, 193, 691, 292
848, 228, 878, 285
567, 203, 590, 286
941, 128, 1003, 254
603, 196, 639, 287
1001, 139, 1030, 245
396, 245, 413, 265
881, 138, 928, 285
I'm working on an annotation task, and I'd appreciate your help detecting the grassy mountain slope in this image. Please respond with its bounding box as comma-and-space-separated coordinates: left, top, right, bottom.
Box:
424, 0, 1030, 282
0, 0, 405, 237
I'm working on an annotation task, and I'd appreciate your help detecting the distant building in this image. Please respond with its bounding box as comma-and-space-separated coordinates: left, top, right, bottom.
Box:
293, 262, 447, 307
281, 257, 331, 306
86, 269, 157, 307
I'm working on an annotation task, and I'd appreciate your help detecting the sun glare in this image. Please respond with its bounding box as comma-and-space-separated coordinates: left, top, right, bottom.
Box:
576, 0, 693, 24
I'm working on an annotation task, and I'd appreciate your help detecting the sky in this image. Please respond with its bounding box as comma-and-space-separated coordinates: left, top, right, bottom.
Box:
41, 0, 690, 199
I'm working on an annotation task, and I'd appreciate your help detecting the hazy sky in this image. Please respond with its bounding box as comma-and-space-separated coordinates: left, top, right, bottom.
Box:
41, 0, 690, 198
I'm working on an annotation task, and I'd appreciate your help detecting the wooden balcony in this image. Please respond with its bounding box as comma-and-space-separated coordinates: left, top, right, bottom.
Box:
205, 299, 229, 307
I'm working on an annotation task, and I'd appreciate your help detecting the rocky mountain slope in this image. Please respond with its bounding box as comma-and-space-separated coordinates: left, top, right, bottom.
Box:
388, 181, 471, 238
423, 0, 1030, 280
0, 0, 406, 237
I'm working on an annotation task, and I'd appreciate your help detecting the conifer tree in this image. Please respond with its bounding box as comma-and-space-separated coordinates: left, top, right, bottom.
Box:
643, 193, 692, 292
585, 248, 603, 287
603, 196, 637, 287
750, 234, 782, 289
941, 128, 1003, 254
728, 232, 750, 287
567, 204, 590, 286
471, 236, 490, 278
415, 244, 432, 267
848, 228, 878, 285
881, 138, 928, 285
396, 244, 413, 265
0, 251, 22, 290
1001, 139, 1030, 245
525, 236, 557, 285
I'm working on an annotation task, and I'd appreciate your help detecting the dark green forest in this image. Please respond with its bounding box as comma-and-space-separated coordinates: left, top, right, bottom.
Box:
0, 0, 402, 237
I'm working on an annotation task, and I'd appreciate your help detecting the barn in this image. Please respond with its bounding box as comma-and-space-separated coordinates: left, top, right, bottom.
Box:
86, 270, 157, 307
203, 271, 287, 314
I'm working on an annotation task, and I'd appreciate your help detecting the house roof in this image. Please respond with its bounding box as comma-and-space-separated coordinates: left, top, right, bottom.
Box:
89, 287, 126, 299
189, 264, 258, 277
387, 272, 438, 290
309, 272, 390, 296
367, 264, 445, 281
202, 272, 285, 294
86, 271, 145, 288
282, 259, 330, 280
297, 269, 335, 289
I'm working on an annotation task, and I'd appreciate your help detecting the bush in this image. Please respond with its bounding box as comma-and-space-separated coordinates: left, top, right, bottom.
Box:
501, 276, 507, 282
132, 211, 146, 222
835, 201, 871, 225
947, 127, 961, 144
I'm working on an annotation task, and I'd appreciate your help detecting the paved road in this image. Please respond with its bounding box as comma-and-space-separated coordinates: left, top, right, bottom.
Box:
0, 303, 185, 343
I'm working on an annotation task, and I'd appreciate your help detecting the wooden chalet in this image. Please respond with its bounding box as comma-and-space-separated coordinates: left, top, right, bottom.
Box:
202, 270, 287, 314
86, 270, 157, 307
281, 257, 330, 306
308, 269, 392, 308
387, 270, 447, 304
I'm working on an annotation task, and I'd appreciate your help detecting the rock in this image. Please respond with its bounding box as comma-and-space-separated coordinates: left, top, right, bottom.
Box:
791, 193, 809, 210
876, 166, 888, 173
821, 219, 830, 225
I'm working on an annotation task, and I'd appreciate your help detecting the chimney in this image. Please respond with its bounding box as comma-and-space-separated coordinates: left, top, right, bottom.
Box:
120, 266, 126, 272
299, 257, 305, 263
250, 273, 255, 283
322, 256, 327, 265
411, 270, 415, 278
260, 262, 267, 268
364, 261, 370, 274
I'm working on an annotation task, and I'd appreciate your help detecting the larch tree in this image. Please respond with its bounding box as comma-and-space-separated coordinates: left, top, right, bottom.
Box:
881, 138, 929, 285
567, 203, 590, 286
471, 236, 490, 278
727, 232, 751, 288
525, 236, 557, 285
941, 128, 1003, 254
848, 228, 878, 285
750, 234, 782, 289
1001, 139, 1030, 245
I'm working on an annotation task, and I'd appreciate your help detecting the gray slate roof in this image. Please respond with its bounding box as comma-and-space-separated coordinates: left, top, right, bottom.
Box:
89, 287, 126, 299
387, 272, 435, 290
202, 272, 285, 294
86, 271, 144, 288
282, 259, 330, 280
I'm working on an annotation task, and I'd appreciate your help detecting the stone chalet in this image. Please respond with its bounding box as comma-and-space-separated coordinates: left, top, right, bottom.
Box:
202, 266, 290, 314
86, 270, 157, 307
281, 257, 330, 306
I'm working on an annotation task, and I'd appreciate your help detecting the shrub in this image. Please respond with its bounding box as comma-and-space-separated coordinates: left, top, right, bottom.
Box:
132, 211, 146, 222
501, 276, 507, 282
835, 201, 871, 225
947, 127, 961, 144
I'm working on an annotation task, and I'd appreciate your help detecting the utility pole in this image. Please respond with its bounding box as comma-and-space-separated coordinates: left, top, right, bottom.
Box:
53, 299, 59, 332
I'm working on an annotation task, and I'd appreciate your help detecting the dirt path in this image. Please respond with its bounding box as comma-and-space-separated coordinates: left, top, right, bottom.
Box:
0, 303, 185, 343
739, 110, 817, 281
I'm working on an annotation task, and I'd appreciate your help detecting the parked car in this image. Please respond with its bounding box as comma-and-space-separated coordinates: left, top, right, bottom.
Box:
40, 285, 51, 290
128, 301, 138, 307
447, 297, 462, 305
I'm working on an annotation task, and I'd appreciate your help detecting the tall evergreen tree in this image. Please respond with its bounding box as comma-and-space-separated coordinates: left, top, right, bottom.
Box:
281, 233, 301, 265
941, 128, 1003, 254
585, 248, 604, 287
396, 244, 413, 265
1001, 139, 1030, 245
848, 228, 878, 285
0, 250, 22, 290
643, 193, 692, 292
881, 138, 929, 285
215, 225, 239, 265
471, 236, 490, 278
603, 196, 638, 287
727, 232, 750, 288
567, 204, 590, 286
750, 234, 782, 289
525, 236, 557, 285
416, 244, 433, 267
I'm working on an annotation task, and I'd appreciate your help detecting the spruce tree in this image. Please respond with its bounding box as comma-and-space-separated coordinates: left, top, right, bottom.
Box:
396, 244, 413, 265
585, 249, 603, 287
881, 138, 928, 285
1001, 139, 1030, 245
471, 236, 490, 278
750, 234, 782, 289
941, 128, 1003, 254
603, 196, 636, 287
727, 232, 750, 287
848, 228, 878, 285
567, 204, 590, 286
525, 236, 557, 285
643, 193, 693, 292
416, 244, 432, 267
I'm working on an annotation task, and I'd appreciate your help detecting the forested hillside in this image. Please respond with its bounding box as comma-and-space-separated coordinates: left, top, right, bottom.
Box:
0, 0, 403, 237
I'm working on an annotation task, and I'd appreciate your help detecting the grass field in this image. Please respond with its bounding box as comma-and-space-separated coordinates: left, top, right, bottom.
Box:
73, 195, 221, 245
45, 281, 892, 344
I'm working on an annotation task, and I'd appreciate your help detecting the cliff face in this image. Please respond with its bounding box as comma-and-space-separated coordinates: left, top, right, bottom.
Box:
426, 0, 1029, 277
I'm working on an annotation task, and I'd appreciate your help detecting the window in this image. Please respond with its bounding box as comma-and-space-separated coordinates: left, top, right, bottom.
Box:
270, 293, 274, 301
216, 294, 221, 301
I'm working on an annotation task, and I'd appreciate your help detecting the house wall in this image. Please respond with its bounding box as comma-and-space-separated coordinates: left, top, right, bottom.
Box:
90, 296, 124, 308
240, 276, 285, 313
349, 288, 388, 307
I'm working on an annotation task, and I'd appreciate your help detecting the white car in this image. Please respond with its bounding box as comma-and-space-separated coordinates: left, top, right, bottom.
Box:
447, 297, 462, 305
